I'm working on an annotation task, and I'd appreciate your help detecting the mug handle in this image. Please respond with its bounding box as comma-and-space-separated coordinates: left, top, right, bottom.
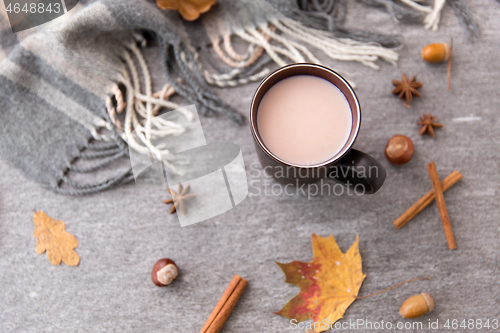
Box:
328, 149, 386, 194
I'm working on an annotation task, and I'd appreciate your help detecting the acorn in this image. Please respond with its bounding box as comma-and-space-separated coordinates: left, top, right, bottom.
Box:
400, 292, 435, 318
385, 135, 414, 165
151, 258, 179, 287
421, 43, 451, 63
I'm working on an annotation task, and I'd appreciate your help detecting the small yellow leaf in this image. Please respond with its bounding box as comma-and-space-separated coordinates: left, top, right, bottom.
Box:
276, 234, 365, 332
156, 0, 217, 21
33, 211, 79, 266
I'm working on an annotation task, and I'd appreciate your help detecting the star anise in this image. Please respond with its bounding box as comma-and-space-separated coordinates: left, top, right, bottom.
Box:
418, 113, 443, 138
392, 74, 423, 108
163, 183, 196, 215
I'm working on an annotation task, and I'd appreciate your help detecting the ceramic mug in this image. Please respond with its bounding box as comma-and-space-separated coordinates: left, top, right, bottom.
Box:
249, 63, 386, 194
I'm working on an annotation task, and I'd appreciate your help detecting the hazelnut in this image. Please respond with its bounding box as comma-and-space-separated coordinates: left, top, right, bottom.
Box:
385, 135, 414, 165
400, 292, 435, 318
151, 258, 178, 287
421, 43, 451, 63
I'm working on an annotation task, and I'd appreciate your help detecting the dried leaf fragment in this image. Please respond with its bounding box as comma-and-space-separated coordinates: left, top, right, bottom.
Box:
275, 234, 365, 332
156, 0, 217, 21
33, 211, 79, 266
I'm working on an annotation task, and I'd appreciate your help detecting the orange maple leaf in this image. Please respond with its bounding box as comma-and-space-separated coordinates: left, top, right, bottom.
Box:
33, 211, 80, 266
156, 0, 217, 21
276, 234, 365, 332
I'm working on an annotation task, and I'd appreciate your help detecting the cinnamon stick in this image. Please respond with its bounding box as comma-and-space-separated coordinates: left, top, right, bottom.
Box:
393, 170, 462, 229
427, 162, 457, 250
201, 275, 247, 333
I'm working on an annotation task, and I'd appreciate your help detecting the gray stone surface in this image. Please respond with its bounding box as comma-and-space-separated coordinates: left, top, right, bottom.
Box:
1, 1, 500, 332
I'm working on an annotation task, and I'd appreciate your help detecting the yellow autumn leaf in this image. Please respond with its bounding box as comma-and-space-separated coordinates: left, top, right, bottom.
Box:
33, 211, 80, 266
156, 0, 217, 21
276, 234, 365, 332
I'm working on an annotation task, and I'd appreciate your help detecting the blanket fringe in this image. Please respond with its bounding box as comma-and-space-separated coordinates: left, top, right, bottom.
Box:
114, 42, 193, 174
198, 16, 400, 88
400, 0, 446, 31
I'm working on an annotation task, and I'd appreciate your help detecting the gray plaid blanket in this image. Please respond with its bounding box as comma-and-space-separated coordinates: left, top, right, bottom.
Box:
0, 0, 477, 194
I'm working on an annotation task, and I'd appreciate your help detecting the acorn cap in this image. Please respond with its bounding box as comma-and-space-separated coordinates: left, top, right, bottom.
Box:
421, 292, 435, 312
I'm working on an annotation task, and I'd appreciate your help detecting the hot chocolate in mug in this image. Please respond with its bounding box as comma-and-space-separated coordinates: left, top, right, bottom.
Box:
249, 63, 386, 194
